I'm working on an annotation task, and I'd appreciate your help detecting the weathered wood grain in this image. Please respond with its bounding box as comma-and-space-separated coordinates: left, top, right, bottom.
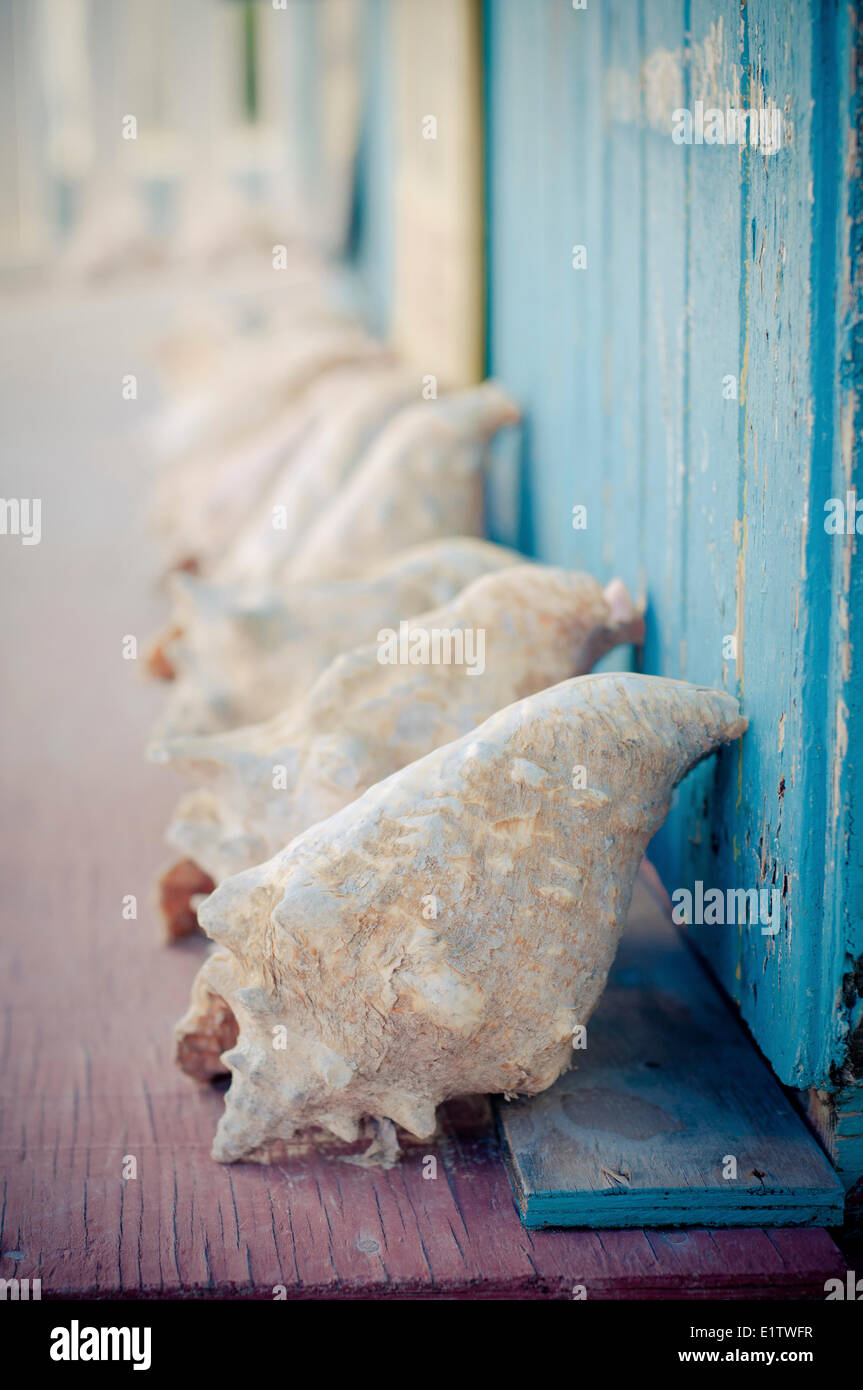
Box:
600, 0, 644, 607
482, 0, 862, 1157
496, 880, 845, 1229
638, 0, 688, 701
802, 0, 863, 1190
674, 1, 742, 1017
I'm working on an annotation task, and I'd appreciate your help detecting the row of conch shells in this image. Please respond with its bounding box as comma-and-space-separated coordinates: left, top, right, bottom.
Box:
150, 535, 526, 936
149, 565, 646, 935
145, 374, 525, 742
156, 371, 520, 588
146, 251, 745, 1166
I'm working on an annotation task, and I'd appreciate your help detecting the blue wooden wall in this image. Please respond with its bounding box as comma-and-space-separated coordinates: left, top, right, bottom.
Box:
484, 0, 862, 1110
339, 0, 862, 1176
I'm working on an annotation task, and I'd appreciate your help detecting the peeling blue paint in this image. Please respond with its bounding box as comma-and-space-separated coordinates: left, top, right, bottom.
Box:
483, 0, 861, 1104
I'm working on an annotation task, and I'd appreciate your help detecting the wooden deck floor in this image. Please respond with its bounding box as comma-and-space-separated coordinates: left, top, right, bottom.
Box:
0, 282, 848, 1299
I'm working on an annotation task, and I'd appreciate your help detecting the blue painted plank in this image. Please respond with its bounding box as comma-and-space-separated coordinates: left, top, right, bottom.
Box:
483, 0, 861, 1122
829, 0, 863, 1174
485, 0, 606, 569
496, 880, 845, 1229
598, 0, 643, 605
670, 0, 861, 1097
822, 0, 863, 1090
673, 0, 744, 1010
716, 0, 840, 1087
803, 0, 863, 1177
636, 0, 688, 890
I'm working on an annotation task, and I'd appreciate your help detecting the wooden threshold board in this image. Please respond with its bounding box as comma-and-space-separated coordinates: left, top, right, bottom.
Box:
496, 879, 845, 1230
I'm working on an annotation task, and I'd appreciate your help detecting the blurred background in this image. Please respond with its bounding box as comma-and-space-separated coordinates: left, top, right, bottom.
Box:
0, 0, 483, 383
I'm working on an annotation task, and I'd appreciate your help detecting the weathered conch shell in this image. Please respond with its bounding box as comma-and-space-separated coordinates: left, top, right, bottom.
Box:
145, 379, 520, 683
152, 314, 380, 467
150, 537, 522, 740
175, 673, 746, 1164
282, 381, 520, 583
153, 253, 332, 398
208, 366, 418, 587
154, 361, 412, 578
152, 568, 645, 889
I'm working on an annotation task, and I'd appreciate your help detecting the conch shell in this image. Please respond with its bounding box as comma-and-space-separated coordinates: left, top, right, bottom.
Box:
175, 673, 746, 1163
154, 361, 413, 578
209, 366, 419, 588
153, 568, 645, 888
145, 379, 520, 681
283, 381, 520, 583
152, 313, 380, 466
153, 251, 333, 395
149, 537, 523, 741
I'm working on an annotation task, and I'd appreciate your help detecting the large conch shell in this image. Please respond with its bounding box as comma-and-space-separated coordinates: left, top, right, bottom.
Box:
152, 324, 387, 563
175, 673, 746, 1163
153, 251, 332, 394
145, 379, 520, 679
150, 537, 524, 742
152, 313, 380, 465
281, 381, 520, 583
208, 366, 419, 588
153, 568, 645, 888
154, 361, 412, 576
